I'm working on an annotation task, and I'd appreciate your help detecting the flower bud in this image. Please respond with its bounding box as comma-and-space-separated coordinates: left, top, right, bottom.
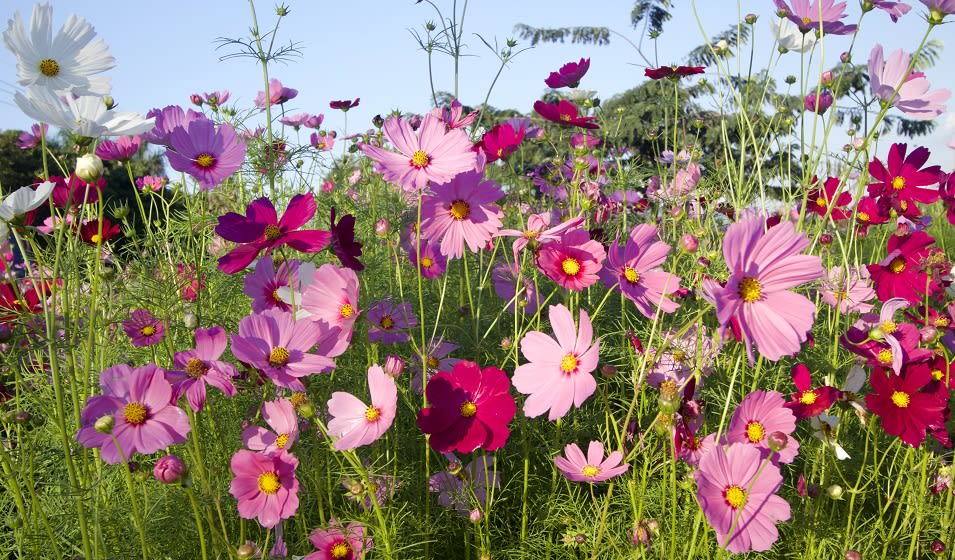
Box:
827, 484, 844, 500
931, 538, 945, 555
767, 431, 788, 452
844, 550, 861, 560
785, 75, 797, 85
190, 94, 203, 106
679, 233, 699, 253
383, 355, 405, 378
500, 337, 512, 350
600, 364, 617, 377
102, 95, 116, 110
821, 71, 834, 86
744, 13, 758, 24
820, 233, 833, 246
75, 154, 104, 183
237, 542, 258, 559
183, 312, 198, 329
372, 114, 385, 128
375, 219, 390, 238
153, 455, 187, 484
94, 415, 115, 434
469, 508, 483, 523
14, 411, 32, 425
840, 52, 851, 64
805, 90, 833, 114
297, 401, 316, 419
658, 380, 681, 414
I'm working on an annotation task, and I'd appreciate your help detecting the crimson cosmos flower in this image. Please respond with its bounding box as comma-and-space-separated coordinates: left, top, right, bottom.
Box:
329, 98, 360, 112
867, 143, 941, 218
644, 65, 705, 80
329, 207, 364, 271
533, 100, 599, 129
784, 364, 840, 419
545, 57, 590, 88
866, 362, 948, 447
866, 231, 935, 304
478, 123, 525, 163
806, 176, 852, 221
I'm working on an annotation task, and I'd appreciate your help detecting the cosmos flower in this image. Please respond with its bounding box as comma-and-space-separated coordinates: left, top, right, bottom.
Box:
536, 227, 606, 291
287, 263, 360, 357
430, 455, 500, 517
868, 44, 950, 120
512, 304, 599, 421
75, 364, 191, 465
17, 123, 47, 149
329, 98, 360, 111
644, 65, 706, 80
495, 212, 584, 262
818, 266, 875, 314
95, 136, 141, 162
329, 207, 364, 271
255, 78, 298, 108
310, 132, 335, 152
769, 16, 816, 53
15, 87, 154, 137
919, 0, 955, 20
866, 362, 948, 447
725, 390, 800, 464
242, 399, 300, 455
478, 123, 525, 163
305, 519, 371, 560
491, 262, 541, 316
598, 224, 681, 319
533, 100, 599, 129
408, 235, 448, 280
554, 441, 629, 483
78, 217, 120, 245
244, 257, 300, 313
811, 414, 850, 460
411, 338, 461, 394
431, 98, 479, 130
166, 326, 238, 413
870, 0, 912, 21
646, 325, 717, 392
365, 300, 415, 345
545, 58, 590, 89
327, 364, 398, 450
229, 449, 299, 529
122, 308, 164, 347
166, 119, 246, 191
0, 181, 54, 240
866, 231, 935, 304
806, 176, 852, 221
867, 143, 941, 216
784, 364, 840, 419
773, 0, 857, 34
143, 105, 205, 147
418, 171, 504, 259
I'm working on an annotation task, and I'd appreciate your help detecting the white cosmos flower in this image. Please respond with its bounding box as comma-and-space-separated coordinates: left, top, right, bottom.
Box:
770, 16, 817, 54
810, 414, 850, 460
14, 87, 154, 137
2, 2, 114, 95
0, 181, 54, 239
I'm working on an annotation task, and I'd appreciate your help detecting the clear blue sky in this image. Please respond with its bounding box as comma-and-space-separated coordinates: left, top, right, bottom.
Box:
1, 0, 952, 162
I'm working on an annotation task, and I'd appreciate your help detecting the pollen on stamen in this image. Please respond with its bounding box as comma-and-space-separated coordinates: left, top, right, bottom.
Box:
560, 354, 578, 373
561, 258, 581, 276
745, 420, 765, 443
39, 58, 60, 77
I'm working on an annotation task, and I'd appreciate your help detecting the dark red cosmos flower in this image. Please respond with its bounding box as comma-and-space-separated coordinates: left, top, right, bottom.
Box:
0, 283, 42, 323
533, 100, 599, 130
866, 231, 935, 304
329, 207, 363, 271
866, 362, 948, 448
215, 193, 331, 274
927, 354, 953, 389
416, 360, 516, 454
784, 364, 841, 419
79, 218, 121, 245
868, 143, 941, 217
806, 176, 852, 221
329, 98, 360, 112
478, 123, 525, 163
644, 65, 705, 80
939, 172, 955, 226
50, 174, 103, 209
545, 57, 591, 89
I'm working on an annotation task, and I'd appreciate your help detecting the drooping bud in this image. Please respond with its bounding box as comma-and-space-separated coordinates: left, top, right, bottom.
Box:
190, 94, 203, 106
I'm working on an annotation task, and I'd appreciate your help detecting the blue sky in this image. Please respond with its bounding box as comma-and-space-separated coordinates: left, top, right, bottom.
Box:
1, 0, 953, 163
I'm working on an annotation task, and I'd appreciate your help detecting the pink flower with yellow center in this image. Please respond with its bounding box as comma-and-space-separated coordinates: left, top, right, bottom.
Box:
418, 170, 504, 259
536, 227, 606, 291
327, 364, 398, 450
725, 390, 800, 463
242, 399, 300, 455
166, 326, 238, 412
229, 449, 299, 529
554, 440, 629, 483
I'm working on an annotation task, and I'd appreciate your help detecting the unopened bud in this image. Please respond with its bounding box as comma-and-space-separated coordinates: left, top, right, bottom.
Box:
75, 154, 104, 183
844, 550, 861, 560
820, 233, 833, 246
190, 94, 203, 106
768, 431, 788, 452
469, 508, 483, 523
785, 75, 797, 85
679, 233, 699, 253
375, 219, 390, 238
102, 96, 116, 110
931, 538, 945, 555
297, 401, 316, 419
372, 114, 385, 128
153, 454, 187, 484
840, 52, 851, 64
600, 364, 617, 377
237, 543, 257, 559
94, 415, 115, 434
658, 380, 681, 414
183, 312, 198, 329
827, 484, 844, 500
383, 355, 405, 378
745, 13, 758, 24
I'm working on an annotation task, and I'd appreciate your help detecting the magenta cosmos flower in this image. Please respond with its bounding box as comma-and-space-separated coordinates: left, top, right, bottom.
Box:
866, 231, 935, 304
123, 308, 164, 347
711, 213, 823, 362
167, 118, 246, 191
305, 519, 371, 560
230, 308, 336, 391
867, 143, 941, 216
360, 113, 476, 192
229, 449, 299, 529
784, 364, 840, 419
255, 78, 298, 108
554, 441, 629, 483
866, 362, 948, 447
366, 300, 416, 344
215, 193, 331, 274
329, 98, 360, 111
244, 257, 300, 313
545, 57, 591, 88
536, 227, 606, 291
696, 443, 791, 553
598, 224, 681, 319
417, 360, 516, 454
533, 100, 599, 129
143, 105, 204, 146
419, 170, 504, 259
166, 326, 238, 412
512, 304, 600, 421
95, 135, 141, 161
773, 0, 857, 34
478, 122, 525, 163
76, 364, 191, 465
242, 398, 300, 455
327, 364, 398, 451
868, 44, 950, 120
725, 390, 800, 464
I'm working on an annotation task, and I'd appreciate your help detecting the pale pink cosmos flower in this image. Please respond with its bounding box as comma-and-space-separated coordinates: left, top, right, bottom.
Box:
554, 441, 629, 483
512, 304, 600, 420
647, 325, 716, 392
254, 78, 298, 108
360, 114, 476, 192
536, 227, 607, 291
598, 224, 681, 319
818, 265, 875, 314
229, 449, 299, 529
242, 399, 300, 455
305, 519, 371, 560
868, 44, 950, 120
419, 170, 504, 259
327, 364, 398, 451
287, 263, 360, 357
166, 326, 238, 412
495, 212, 585, 262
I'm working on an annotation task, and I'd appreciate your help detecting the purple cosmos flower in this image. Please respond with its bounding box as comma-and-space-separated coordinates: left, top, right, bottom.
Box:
215, 194, 331, 274
491, 262, 540, 316
280, 113, 322, 129
554, 440, 629, 483
255, 79, 298, 108
243, 399, 300, 454
202, 90, 230, 106
76, 364, 191, 465
418, 171, 504, 259
868, 44, 950, 120
920, 0, 955, 19
773, 0, 858, 34
366, 300, 416, 344
123, 308, 164, 347
411, 337, 461, 394
244, 257, 300, 313
696, 443, 791, 553
310, 131, 335, 152
329, 98, 360, 111
229, 449, 299, 529
143, 105, 205, 146
598, 224, 681, 319
166, 119, 246, 191
430, 455, 500, 517
153, 454, 187, 484
230, 308, 336, 391
408, 235, 448, 280
870, 0, 912, 21
545, 57, 591, 88
95, 135, 141, 161
166, 326, 238, 412
725, 390, 800, 464
17, 123, 47, 149
327, 364, 398, 450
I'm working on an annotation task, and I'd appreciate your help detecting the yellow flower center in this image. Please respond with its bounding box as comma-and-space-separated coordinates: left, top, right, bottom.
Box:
185, 358, 208, 379
427, 356, 440, 369
800, 390, 818, 405
421, 257, 433, 268
932, 369, 943, 381
890, 390, 910, 408
880, 320, 897, 334
857, 212, 870, 222
330, 542, 352, 559
672, 350, 686, 363
290, 392, 308, 407
275, 433, 290, 449
90, 233, 102, 244
889, 257, 905, 274
745, 420, 765, 443
581, 465, 601, 478
269, 346, 290, 367
561, 257, 581, 276
497, 148, 505, 157
623, 266, 640, 284
815, 196, 827, 208
264, 224, 282, 241
340, 303, 354, 318
801, 16, 812, 25
410, 150, 431, 168
271, 290, 283, 303
123, 402, 148, 425
257, 471, 281, 494
141, 325, 156, 337
833, 290, 847, 301
560, 354, 578, 373
460, 401, 477, 418
738, 277, 762, 302
935, 317, 949, 328
380, 315, 394, 330
449, 200, 470, 221
724, 485, 747, 509
891, 176, 906, 190
877, 349, 893, 364
365, 406, 381, 422
559, 113, 572, 122
196, 153, 215, 169
39, 58, 60, 77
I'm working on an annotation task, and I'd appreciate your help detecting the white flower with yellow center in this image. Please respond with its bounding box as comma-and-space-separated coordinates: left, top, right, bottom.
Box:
14, 87, 153, 137
3, 2, 114, 95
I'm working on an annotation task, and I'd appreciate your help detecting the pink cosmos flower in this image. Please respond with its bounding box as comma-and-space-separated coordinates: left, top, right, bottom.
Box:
143, 105, 205, 147
408, 235, 448, 279
166, 119, 246, 191
495, 212, 585, 262
536, 227, 606, 291
492, 262, 541, 316
804, 90, 834, 114
725, 390, 800, 464
773, 0, 857, 34
76, 364, 191, 465
229, 449, 299, 529
123, 308, 164, 347
512, 304, 600, 420
598, 224, 681, 318
327, 364, 398, 450
95, 135, 141, 161
545, 57, 591, 88
868, 44, 950, 120
243, 399, 299, 454
288, 263, 360, 356
255, 78, 298, 108
695, 443, 791, 553
431, 98, 479, 130
215, 194, 331, 274
310, 132, 335, 152
280, 113, 321, 129
418, 171, 504, 259
430, 454, 499, 517
819, 266, 875, 314
230, 308, 336, 391
244, 257, 300, 313
136, 175, 167, 193
711, 213, 823, 362
554, 441, 629, 483
871, 0, 912, 21
166, 326, 238, 412
366, 300, 416, 344
305, 519, 371, 560
360, 114, 476, 192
